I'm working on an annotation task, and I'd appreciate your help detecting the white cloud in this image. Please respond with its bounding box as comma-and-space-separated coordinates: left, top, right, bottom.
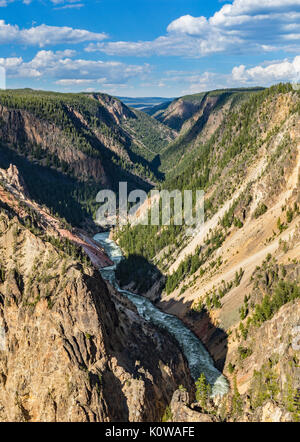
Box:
88, 0, 300, 57
158, 56, 300, 95
54, 2, 84, 10
0, 20, 107, 46
0, 50, 151, 86
55, 79, 92, 85
232, 56, 300, 84
161, 71, 227, 95
85, 32, 241, 57
212, 0, 300, 19
167, 15, 209, 36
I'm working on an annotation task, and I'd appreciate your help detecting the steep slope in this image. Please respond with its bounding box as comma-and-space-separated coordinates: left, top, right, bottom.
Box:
1, 83, 299, 422
151, 91, 207, 131
143, 100, 174, 118
116, 84, 300, 421
159, 88, 264, 174
150, 88, 263, 129
0, 166, 194, 422
0, 89, 175, 227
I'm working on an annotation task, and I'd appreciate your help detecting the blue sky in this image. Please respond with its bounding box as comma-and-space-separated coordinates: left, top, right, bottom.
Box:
0, 0, 300, 96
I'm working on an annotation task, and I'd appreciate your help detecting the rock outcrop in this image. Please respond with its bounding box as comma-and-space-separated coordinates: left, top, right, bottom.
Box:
0, 188, 193, 422
169, 390, 216, 422
0, 163, 29, 198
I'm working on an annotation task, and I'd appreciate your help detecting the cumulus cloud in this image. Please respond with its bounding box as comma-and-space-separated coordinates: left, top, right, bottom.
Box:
158, 70, 228, 95
85, 33, 241, 57
167, 15, 209, 35
0, 20, 107, 46
88, 0, 300, 57
232, 56, 300, 84
0, 50, 151, 85
158, 56, 300, 95
176, 55, 300, 93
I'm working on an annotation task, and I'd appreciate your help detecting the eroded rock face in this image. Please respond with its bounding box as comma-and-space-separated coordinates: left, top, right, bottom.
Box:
169, 390, 215, 422
0, 210, 193, 422
233, 300, 300, 396
221, 300, 300, 422
258, 401, 292, 422
0, 164, 29, 198
0, 105, 108, 184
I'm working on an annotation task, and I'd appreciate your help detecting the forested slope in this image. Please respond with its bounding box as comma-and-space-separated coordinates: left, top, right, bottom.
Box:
116, 83, 300, 421
0, 89, 174, 227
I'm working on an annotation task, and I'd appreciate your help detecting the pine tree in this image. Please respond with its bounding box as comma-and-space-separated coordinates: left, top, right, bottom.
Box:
195, 373, 211, 409
232, 376, 243, 417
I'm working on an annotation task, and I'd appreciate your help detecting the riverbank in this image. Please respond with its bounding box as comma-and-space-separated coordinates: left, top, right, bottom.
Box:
94, 232, 229, 397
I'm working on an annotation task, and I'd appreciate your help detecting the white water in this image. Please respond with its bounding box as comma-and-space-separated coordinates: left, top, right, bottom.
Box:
94, 232, 229, 397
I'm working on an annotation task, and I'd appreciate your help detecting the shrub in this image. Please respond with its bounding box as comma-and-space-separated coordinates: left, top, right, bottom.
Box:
228, 362, 235, 374
238, 345, 252, 360
254, 203, 268, 218
162, 406, 173, 422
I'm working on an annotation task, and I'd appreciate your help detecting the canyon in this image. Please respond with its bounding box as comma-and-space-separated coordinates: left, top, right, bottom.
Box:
0, 85, 299, 422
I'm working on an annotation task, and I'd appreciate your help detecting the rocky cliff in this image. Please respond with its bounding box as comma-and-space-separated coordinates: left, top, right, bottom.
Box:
0, 172, 193, 422
116, 84, 300, 421
0, 89, 176, 228
1, 85, 299, 422
0, 90, 174, 185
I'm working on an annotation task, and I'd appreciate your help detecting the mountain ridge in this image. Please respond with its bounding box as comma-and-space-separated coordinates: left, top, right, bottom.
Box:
0, 89, 175, 228
0, 84, 299, 422
115, 83, 300, 421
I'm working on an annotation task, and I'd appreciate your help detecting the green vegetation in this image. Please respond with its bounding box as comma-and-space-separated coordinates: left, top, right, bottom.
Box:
165, 229, 226, 295
161, 406, 173, 422
0, 198, 91, 269
285, 375, 300, 422
0, 89, 170, 182
0, 139, 104, 227
0, 89, 176, 226
193, 268, 244, 314
251, 281, 300, 327
195, 373, 212, 409
237, 253, 300, 346
227, 362, 235, 374
232, 377, 243, 417
249, 357, 281, 409
124, 108, 174, 163
117, 84, 295, 288
45, 235, 91, 266
254, 203, 268, 219
238, 345, 252, 360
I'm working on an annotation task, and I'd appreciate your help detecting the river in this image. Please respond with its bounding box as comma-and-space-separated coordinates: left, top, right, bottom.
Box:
94, 231, 229, 397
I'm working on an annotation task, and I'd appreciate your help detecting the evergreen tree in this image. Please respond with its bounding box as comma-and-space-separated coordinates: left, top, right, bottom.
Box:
195, 373, 211, 409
